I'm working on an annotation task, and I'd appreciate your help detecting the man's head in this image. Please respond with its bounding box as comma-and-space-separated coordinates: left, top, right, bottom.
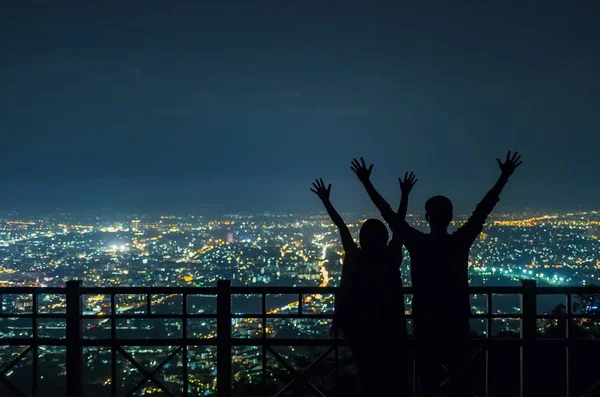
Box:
359, 218, 389, 252
425, 195, 453, 230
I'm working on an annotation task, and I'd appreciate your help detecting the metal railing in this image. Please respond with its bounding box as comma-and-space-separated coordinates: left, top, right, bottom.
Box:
1, 280, 599, 397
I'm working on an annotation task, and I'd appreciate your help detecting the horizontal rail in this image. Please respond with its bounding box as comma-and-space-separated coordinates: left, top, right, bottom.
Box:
2, 313, 597, 320
3, 285, 600, 295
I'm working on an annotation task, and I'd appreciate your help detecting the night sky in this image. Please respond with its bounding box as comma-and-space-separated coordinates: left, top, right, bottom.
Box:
1, 1, 598, 214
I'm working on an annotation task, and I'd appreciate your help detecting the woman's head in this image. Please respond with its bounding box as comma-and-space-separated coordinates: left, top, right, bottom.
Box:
359, 218, 389, 252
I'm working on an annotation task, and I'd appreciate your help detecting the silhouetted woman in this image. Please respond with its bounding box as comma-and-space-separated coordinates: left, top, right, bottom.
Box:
311, 169, 417, 396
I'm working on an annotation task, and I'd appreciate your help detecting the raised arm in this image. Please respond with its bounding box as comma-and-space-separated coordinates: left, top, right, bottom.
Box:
310, 178, 356, 252
386, 172, 418, 262
459, 151, 523, 239
397, 171, 418, 220
350, 157, 398, 227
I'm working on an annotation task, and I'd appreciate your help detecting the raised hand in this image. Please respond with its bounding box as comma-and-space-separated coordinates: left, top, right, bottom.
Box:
496, 151, 523, 177
350, 157, 374, 182
399, 171, 418, 194
310, 178, 331, 201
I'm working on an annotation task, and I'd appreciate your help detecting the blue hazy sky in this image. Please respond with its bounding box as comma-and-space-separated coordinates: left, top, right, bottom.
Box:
1, 1, 599, 214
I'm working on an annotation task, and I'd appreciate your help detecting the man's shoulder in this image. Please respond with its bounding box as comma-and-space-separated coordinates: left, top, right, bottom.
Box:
398, 224, 427, 239
342, 247, 360, 269
406, 229, 429, 244
450, 229, 469, 239
451, 224, 483, 244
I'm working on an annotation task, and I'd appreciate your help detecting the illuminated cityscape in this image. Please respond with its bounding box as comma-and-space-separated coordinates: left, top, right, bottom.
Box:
2, 211, 598, 290
1, 210, 599, 395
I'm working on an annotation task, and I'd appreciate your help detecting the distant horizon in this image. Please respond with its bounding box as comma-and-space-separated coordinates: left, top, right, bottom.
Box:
0, 205, 597, 219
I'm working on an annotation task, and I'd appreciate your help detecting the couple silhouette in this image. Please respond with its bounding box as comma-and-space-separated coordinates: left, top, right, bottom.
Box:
311, 151, 523, 397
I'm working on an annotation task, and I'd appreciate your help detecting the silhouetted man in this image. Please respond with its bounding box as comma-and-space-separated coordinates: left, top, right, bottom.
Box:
311, 172, 416, 396
354, 152, 522, 396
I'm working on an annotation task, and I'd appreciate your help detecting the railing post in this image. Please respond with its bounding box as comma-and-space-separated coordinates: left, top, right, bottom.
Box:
520, 279, 536, 397
66, 280, 83, 397
217, 280, 232, 397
